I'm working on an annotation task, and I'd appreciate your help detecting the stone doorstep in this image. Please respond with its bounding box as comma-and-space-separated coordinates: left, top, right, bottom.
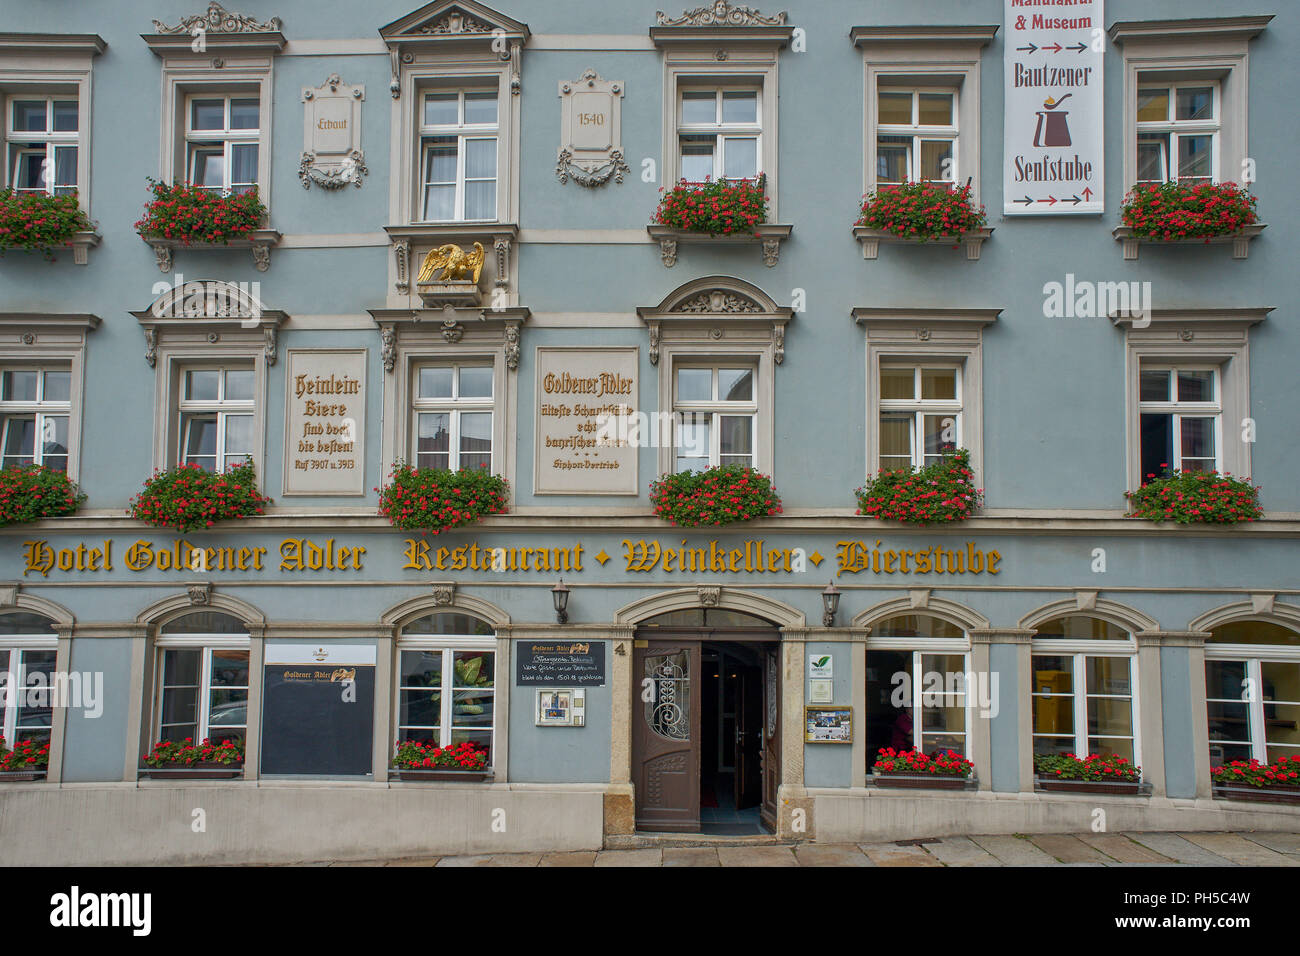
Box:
604, 831, 788, 850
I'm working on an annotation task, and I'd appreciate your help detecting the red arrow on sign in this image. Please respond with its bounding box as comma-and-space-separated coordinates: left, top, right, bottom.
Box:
1039, 196, 1059, 206
1043, 43, 1063, 53
1081, 187, 1094, 201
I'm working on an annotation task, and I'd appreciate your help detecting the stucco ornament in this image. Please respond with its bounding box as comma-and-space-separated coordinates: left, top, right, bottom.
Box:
152, 2, 282, 34
300, 76, 368, 190
556, 70, 629, 187
655, 1, 786, 27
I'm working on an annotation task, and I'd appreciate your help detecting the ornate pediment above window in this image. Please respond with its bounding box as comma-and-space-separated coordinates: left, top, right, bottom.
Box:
380, 0, 529, 98
651, 1, 793, 48
142, 2, 286, 57
130, 280, 286, 367
637, 276, 793, 365
369, 306, 528, 374
384, 224, 519, 304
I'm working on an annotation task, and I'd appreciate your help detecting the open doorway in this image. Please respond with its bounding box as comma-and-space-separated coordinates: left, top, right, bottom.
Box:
632, 610, 781, 834
700, 642, 766, 835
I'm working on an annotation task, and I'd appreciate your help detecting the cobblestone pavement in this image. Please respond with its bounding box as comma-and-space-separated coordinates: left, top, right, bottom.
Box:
307, 831, 1300, 867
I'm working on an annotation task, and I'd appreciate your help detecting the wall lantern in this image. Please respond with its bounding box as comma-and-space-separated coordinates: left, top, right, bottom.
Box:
821, 582, 841, 627
552, 578, 571, 624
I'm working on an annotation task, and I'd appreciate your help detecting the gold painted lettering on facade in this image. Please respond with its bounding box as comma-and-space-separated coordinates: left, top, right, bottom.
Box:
835, 540, 1001, 577
402, 539, 584, 573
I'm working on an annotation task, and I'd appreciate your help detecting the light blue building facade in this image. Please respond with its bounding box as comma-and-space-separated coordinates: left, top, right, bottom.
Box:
0, 0, 1296, 863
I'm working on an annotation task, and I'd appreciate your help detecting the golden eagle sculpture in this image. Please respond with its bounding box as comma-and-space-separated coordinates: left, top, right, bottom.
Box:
417, 242, 486, 284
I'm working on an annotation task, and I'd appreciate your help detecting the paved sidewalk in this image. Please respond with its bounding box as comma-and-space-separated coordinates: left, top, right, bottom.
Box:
313, 831, 1300, 867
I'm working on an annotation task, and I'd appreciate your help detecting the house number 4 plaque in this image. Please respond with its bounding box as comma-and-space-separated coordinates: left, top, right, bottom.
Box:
556, 70, 629, 187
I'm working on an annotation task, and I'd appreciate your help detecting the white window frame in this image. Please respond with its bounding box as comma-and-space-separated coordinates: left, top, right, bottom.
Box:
671, 361, 758, 472
1137, 364, 1222, 476
1116, 310, 1263, 493
152, 636, 251, 746
394, 634, 498, 765
159, 72, 274, 215
0, 642, 58, 748
410, 360, 496, 471
1112, 17, 1269, 194
1205, 627, 1300, 766
858, 311, 993, 488
1030, 642, 1141, 767
1135, 81, 1219, 184
659, 59, 782, 220
0, 365, 73, 471
866, 631, 974, 758
5, 95, 80, 196
877, 363, 963, 471
854, 26, 993, 206
0, 35, 100, 212
176, 364, 256, 473
183, 93, 261, 195
417, 87, 499, 223
675, 85, 763, 183
874, 87, 959, 187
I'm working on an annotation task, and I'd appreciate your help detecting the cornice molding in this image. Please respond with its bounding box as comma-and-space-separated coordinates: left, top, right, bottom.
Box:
1110, 307, 1272, 329
852, 307, 1001, 327
850, 24, 998, 48
0, 313, 101, 332
0, 33, 107, 56
1108, 16, 1273, 45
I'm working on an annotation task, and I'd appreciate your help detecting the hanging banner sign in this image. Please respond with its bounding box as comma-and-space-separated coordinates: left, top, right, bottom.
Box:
1004, 0, 1104, 216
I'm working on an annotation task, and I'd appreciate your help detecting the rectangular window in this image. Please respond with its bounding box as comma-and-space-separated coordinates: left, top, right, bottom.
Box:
0, 366, 72, 471
156, 647, 250, 745
1031, 655, 1136, 762
411, 363, 494, 471
397, 648, 495, 761
5, 96, 78, 195
178, 366, 255, 472
1135, 83, 1218, 184
672, 364, 756, 472
878, 364, 961, 471
677, 87, 761, 182
875, 88, 957, 187
185, 94, 260, 195
1138, 365, 1220, 481
0, 648, 57, 746
1207, 658, 1300, 766
419, 89, 498, 222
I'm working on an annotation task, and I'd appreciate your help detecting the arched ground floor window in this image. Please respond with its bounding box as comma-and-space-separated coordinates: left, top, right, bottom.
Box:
1205, 620, 1300, 766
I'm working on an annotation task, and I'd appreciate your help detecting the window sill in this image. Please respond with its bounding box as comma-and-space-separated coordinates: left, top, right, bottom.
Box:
869, 772, 978, 791
647, 223, 793, 268
1211, 783, 1300, 806
853, 226, 993, 261
0, 770, 47, 782
1112, 224, 1266, 260
146, 229, 282, 274
138, 765, 245, 780
1035, 777, 1149, 796
0, 231, 101, 266
389, 768, 494, 783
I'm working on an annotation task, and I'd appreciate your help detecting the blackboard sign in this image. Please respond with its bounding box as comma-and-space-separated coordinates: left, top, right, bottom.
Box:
516, 640, 605, 686
260, 648, 374, 775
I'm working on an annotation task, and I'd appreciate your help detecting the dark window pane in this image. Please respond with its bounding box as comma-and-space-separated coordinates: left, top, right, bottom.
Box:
1140, 413, 1172, 482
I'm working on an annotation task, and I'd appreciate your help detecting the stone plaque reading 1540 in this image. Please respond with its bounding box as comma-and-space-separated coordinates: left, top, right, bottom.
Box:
283, 349, 366, 496
534, 347, 638, 495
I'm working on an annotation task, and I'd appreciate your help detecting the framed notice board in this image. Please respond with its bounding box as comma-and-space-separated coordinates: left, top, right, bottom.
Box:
260, 643, 375, 775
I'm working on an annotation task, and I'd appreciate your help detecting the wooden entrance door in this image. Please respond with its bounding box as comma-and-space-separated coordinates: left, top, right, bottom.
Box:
760, 646, 781, 829
632, 640, 701, 832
